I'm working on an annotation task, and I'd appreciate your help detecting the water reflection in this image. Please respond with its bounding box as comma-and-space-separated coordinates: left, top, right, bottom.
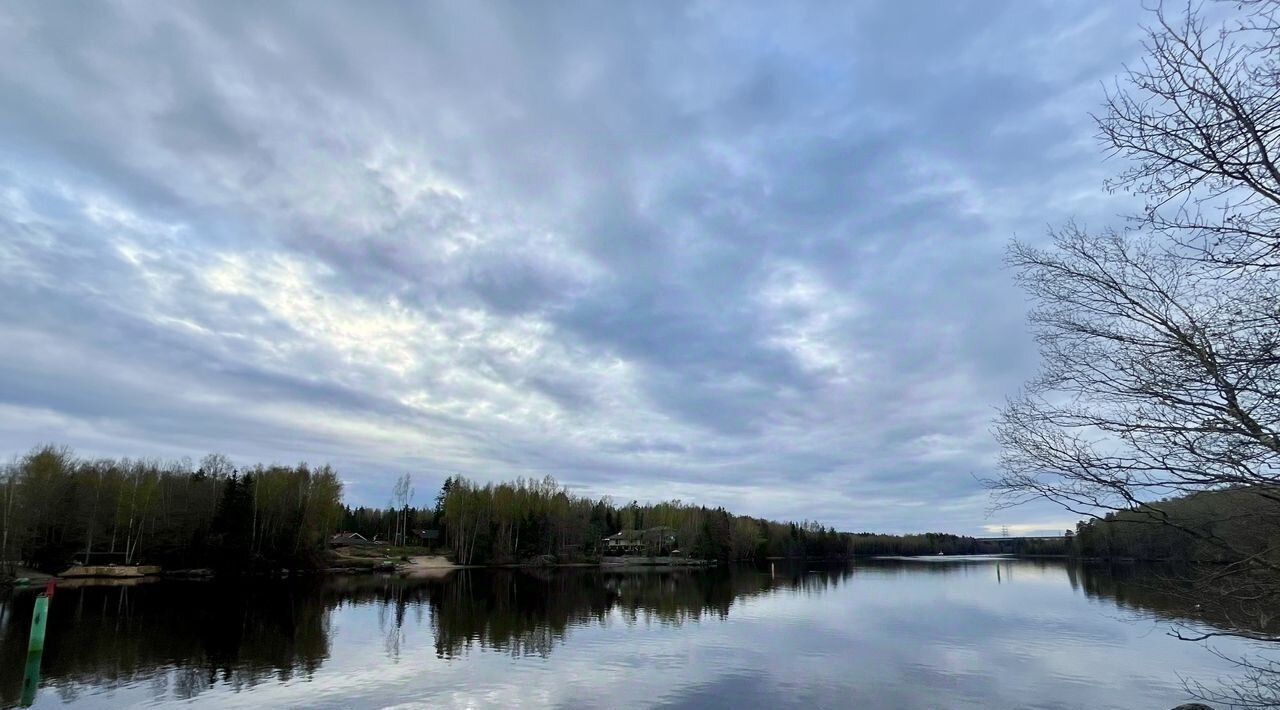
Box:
0, 581, 330, 706
425, 564, 851, 659
0, 559, 1268, 708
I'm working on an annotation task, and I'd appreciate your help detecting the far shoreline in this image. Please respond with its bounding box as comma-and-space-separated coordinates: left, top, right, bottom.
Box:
3, 552, 1105, 590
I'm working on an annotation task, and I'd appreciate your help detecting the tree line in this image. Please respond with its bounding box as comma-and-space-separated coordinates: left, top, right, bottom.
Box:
1071, 486, 1280, 564
433, 474, 857, 564
356, 475, 1007, 565
0, 445, 343, 573
2, 446, 1012, 574
845, 532, 1063, 557
343, 475, 859, 563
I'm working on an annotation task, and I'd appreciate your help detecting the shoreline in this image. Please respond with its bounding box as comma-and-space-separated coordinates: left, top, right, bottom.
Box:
5, 553, 1106, 589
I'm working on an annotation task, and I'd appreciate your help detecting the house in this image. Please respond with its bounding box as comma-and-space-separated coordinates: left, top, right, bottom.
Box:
601, 527, 678, 556
413, 529, 441, 548
329, 531, 375, 547
602, 531, 646, 555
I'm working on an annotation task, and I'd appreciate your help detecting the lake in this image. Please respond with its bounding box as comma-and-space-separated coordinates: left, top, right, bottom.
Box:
0, 557, 1269, 709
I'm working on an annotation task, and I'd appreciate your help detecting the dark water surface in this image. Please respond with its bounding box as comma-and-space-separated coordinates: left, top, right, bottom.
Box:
0, 558, 1270, 709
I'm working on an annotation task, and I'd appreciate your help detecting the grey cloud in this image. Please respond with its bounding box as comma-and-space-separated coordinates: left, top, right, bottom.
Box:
0, 0, 1149, 535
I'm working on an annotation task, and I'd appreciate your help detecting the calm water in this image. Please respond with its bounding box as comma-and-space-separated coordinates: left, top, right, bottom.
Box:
0, 558, 1270, 709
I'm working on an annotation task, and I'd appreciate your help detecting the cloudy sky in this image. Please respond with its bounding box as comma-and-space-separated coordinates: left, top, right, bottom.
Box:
0, 2, 1151, 535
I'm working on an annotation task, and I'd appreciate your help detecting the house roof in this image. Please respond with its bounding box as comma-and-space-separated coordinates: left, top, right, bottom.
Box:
332, 531, 367, 540
603, 526, 678, 541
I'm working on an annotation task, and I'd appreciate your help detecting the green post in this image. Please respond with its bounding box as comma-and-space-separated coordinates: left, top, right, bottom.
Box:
19, 594, 49, 707
19, 650, 42, 707
26, 595, 48, 653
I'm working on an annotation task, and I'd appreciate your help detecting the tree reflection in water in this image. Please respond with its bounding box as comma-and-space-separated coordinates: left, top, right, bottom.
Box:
0, 579, 331, 705
0, 560, 1267, 706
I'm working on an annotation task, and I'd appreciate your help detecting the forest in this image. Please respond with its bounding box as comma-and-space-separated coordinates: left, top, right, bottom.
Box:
1071, 487, 1280, 564
2, 445, 1012, 574
345, 475, 1012, 565
0, 445, 343, 573
343, 475, 856, 563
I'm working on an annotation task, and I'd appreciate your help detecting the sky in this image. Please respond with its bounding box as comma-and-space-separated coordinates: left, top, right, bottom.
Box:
0, 2, 1152, 536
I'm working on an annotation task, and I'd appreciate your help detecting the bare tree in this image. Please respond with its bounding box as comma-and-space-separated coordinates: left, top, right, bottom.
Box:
0, 459, 16, 577
1100, 0, 1280, 271
993, 0, 1280, 702
392, 474, 414, 547
994, 226, 1279, 549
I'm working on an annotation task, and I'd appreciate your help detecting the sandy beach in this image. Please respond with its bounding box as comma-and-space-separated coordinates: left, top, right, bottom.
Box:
400, 555, 458, 578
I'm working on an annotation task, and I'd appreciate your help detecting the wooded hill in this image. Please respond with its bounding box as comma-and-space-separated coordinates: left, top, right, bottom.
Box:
1072, 487, 1280, 564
